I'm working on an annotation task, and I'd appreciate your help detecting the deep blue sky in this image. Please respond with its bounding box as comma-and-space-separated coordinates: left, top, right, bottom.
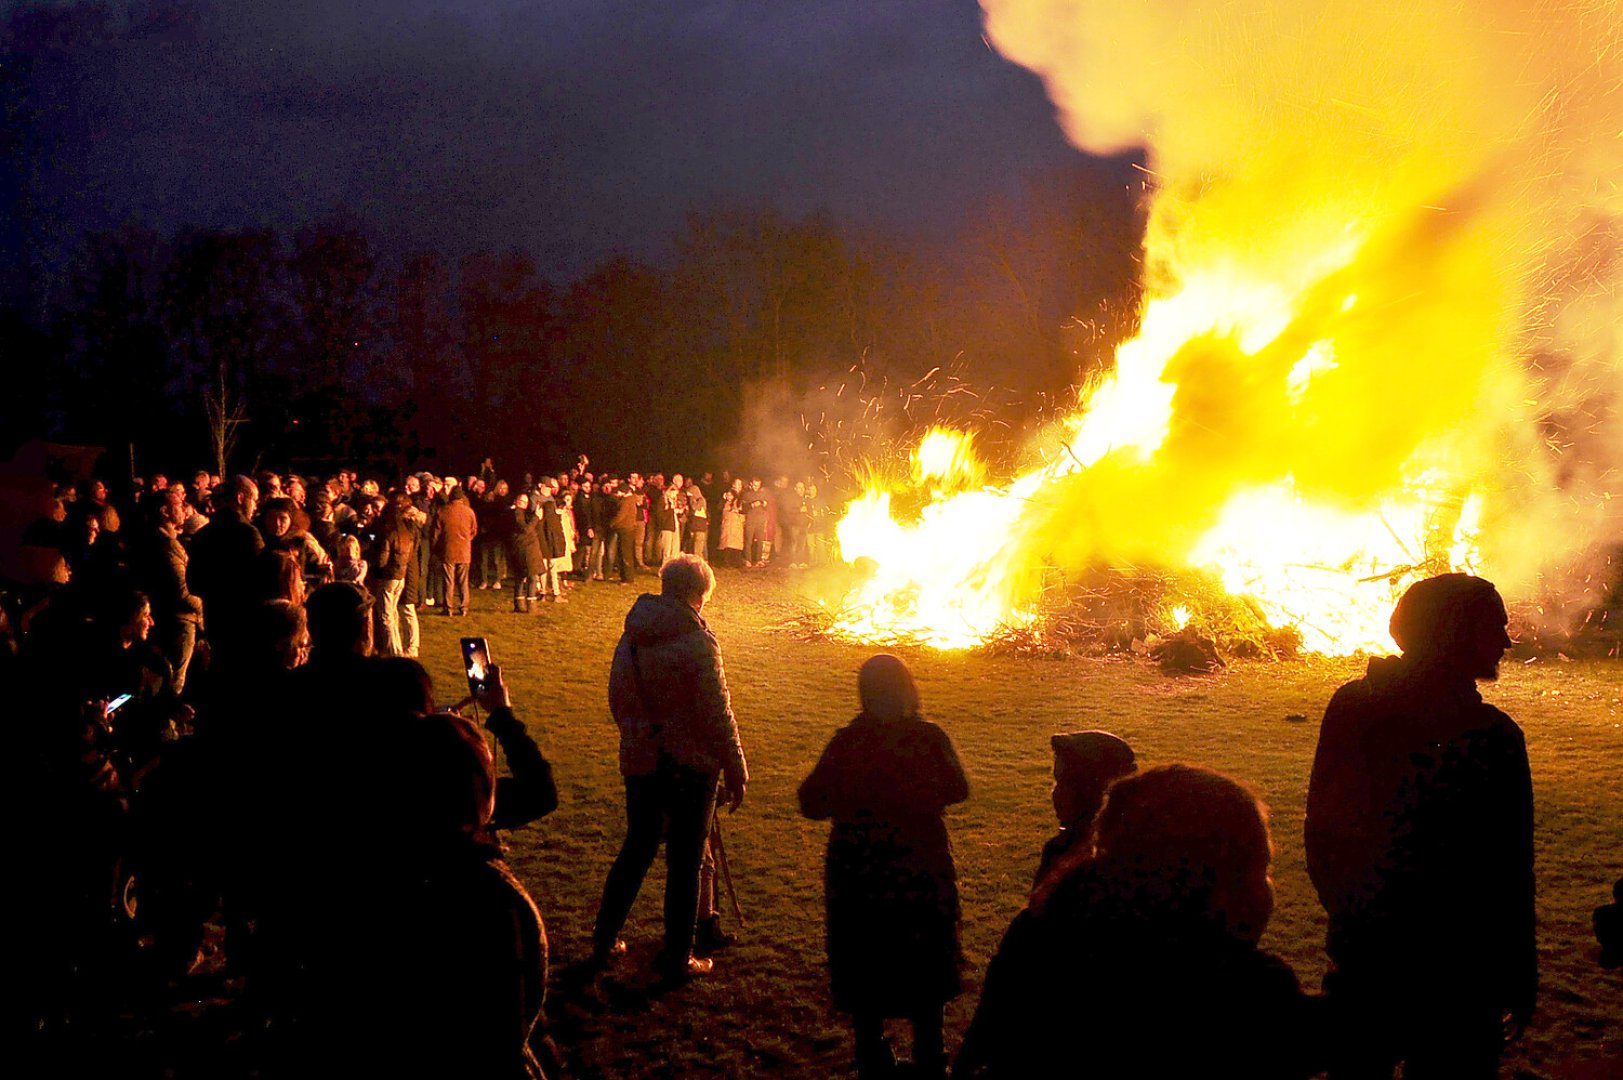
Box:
5, 1, 1104, 292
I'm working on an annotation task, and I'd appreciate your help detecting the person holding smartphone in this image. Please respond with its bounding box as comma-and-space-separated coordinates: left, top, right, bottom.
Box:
290, 651, 560, 1079
452, 642, 559, 831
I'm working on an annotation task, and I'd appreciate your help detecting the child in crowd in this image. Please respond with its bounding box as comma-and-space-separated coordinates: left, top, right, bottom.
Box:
333, 533, 368, 586
1034, 730, 1136, 887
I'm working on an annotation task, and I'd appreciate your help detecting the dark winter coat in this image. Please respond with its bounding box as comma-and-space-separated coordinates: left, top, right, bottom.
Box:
955, 865, 1322, 1079
186, 508, 265, 639
537, 496, 568, 560
369, 522, 416, 582
300, 839, 552, 1080
93, 639, 182, 766
610, 490, 641, 530
309, 517, 341, 561
1304, 655, 1536, 1018
401, 511, 428, 605
798, 713, 968, 1016
607, 593, 746, 785
510, 509, 544, 576
592, 491, 618, 536
571, 492, 596, 543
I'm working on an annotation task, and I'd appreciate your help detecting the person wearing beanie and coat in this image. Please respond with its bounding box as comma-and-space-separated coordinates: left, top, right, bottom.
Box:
1305, 573, 1534, 1078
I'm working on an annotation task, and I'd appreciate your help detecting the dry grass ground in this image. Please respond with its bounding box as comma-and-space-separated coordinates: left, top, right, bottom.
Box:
418, 569, 1622, 1080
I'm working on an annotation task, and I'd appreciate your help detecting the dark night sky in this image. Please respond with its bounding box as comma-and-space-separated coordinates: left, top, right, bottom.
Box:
6, 0, 1104, 291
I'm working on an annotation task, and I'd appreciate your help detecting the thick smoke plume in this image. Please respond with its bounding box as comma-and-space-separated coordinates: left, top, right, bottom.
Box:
980, 0, 1623, 607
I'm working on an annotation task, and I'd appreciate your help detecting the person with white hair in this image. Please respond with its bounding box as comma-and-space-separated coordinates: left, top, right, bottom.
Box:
590, 554, 748, 983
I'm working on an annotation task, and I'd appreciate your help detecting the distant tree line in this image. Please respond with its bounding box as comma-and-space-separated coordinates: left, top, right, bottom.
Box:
1, 173, 1145, 480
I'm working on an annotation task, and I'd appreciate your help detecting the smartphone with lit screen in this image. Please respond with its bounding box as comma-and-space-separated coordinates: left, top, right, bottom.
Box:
461, 637, 493, 698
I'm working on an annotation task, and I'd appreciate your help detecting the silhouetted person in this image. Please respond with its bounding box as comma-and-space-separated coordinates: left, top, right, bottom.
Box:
246, 583, 381, 1052
955, 765, 1321, 1080
509, 493, 544, 612
297, 664, 559, 1078
1596, 877, 1622, 969
186, 475, 265, 661
799, 654, 968, 1080
591, 555, 747, 983
1305, 573, 1534, 1078
1033, 730, 1135, 887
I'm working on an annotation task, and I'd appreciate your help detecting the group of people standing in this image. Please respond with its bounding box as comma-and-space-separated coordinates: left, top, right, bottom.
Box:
592, 560, 1594, 1079
790, 573, 1557, 1079
7, 454, 1618, 1079
18, 457, 834, 680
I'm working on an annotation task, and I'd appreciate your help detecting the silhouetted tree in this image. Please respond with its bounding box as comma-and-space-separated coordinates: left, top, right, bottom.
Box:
160, 229, 288, 475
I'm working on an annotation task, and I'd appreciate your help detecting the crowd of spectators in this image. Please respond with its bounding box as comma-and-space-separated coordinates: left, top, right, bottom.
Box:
10, 459, 836, 671
4, 453, 1615, 1080
3, 455, 823, 1078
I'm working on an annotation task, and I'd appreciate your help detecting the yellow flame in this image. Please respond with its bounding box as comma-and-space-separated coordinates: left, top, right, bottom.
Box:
824, 2, 1623, 649
831, 253, 1496, 653
828, 2, 1622, 653
912, 428, 985, 490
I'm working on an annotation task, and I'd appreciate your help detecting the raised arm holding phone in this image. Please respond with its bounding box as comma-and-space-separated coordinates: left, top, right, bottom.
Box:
455, 638, 558, 831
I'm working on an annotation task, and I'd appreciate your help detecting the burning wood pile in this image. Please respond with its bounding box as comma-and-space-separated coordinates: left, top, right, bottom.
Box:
790, 552, 1620, 668
790, 1, 1623, 662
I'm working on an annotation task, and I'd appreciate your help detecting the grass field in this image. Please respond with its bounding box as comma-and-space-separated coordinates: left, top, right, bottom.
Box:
416, 568, 1622, 1080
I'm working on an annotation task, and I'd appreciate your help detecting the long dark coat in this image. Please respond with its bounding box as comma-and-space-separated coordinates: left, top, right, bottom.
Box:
509, 508, 544, 576
402, 514, 427, 606
799, 713, 968, 1016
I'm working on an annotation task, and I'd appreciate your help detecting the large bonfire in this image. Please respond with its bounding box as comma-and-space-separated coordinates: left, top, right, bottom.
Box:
829, 0, 1622, 656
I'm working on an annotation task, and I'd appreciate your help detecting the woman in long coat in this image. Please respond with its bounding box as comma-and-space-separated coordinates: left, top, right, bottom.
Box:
508, 494, 544, 613
799, 653, 969, 1080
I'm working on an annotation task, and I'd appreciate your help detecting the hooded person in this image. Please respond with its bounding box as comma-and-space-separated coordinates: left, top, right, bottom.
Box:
1305, 573, 1534, 1079
589, 555, 747, 983
798, 653, 969, 1080
1033, 731, 1137, 887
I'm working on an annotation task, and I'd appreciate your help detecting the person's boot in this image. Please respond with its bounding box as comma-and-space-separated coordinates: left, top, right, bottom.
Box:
653, 950, 713, 986
513, 595, 528, 613
584, 937, 627, 972
693, 915, 735, 956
